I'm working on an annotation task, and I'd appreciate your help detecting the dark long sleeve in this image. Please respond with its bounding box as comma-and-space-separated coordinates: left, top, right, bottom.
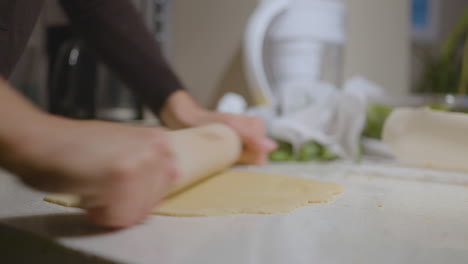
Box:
59, 0, 183, 114
0, 0, 45, 78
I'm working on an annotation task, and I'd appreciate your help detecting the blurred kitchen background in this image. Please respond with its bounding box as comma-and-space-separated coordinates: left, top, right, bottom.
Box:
8, 0, 468, 121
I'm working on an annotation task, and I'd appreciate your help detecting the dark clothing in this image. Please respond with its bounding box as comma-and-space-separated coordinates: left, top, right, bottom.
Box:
0, 0, 44, 78
0, 0, 183, 114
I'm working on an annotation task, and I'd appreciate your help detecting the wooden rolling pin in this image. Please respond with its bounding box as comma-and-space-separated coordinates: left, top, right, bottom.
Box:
44, 124, 242, 207
166, 123, 242, 196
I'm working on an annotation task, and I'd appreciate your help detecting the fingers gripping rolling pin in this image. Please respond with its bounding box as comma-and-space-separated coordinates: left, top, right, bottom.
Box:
44, 124, 242, 207
166, 124, 242, 196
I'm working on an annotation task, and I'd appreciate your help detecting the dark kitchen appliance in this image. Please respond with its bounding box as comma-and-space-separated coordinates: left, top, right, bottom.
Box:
47, 26, 143, 121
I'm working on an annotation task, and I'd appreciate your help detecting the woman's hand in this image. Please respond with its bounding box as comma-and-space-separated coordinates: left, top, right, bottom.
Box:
160, 91, 276, 165
194, 112, 277, 165
0, 78, 178, 228
4, 116, 177, 228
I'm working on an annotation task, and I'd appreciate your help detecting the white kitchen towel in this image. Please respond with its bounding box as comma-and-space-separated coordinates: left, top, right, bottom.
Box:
269, 77, 384, 160
218, 77, 384, 160
216, 77, 384, 161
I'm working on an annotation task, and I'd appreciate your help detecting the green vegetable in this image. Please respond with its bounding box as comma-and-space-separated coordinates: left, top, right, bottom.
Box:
320, 147, 339, 161
416, 8, 468, 94
269, 149, 293, 161
269, 139, 339, 162
297, 141, 322, 161
269, 140, 294, 161
276, 140, 293, 152
363, 104, 394, 139
426, 104, 450, 111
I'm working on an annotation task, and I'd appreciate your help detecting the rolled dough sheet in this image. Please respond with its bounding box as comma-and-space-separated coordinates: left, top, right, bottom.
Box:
44, 170, 343, 217
383, 108, 468, 172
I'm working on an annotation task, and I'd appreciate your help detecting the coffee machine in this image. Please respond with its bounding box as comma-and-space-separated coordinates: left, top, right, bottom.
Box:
48, 29, 144, 121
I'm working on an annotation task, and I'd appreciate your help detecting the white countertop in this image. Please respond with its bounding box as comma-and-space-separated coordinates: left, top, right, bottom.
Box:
1, 161, 468, 263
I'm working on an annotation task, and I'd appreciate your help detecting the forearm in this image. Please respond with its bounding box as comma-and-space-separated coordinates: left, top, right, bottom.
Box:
0, 78, 44, 147
0, 78, 53, 170
59, 0, 183, 115
159, 90, 209, 129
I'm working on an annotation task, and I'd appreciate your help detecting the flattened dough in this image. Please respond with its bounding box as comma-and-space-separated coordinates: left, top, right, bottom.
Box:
383, 108, 468, 172
45, 170, 343, 217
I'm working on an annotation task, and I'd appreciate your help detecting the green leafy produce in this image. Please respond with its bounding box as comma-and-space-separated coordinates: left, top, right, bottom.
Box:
269, 140, 339, 162
416, 8, 468, 94
363, 104, 394, 139
269, 149, 293, 161
297, 141, 322, 161
320, 147, 339, 161
426, 104, 450, 111
269, 141, 294, 161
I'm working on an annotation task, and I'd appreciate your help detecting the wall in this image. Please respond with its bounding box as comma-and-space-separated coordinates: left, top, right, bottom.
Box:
342, 0, 410, 96
12, 0, 412, 109
169, 0, 258, 108
170, 0, 411, 108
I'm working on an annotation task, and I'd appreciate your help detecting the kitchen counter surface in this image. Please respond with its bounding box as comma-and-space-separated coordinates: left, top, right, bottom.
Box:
1, 161, 468, 264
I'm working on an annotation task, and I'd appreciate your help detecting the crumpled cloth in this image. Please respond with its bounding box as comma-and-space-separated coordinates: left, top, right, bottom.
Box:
217, 77, 384, 161
267, 77, 384, 160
